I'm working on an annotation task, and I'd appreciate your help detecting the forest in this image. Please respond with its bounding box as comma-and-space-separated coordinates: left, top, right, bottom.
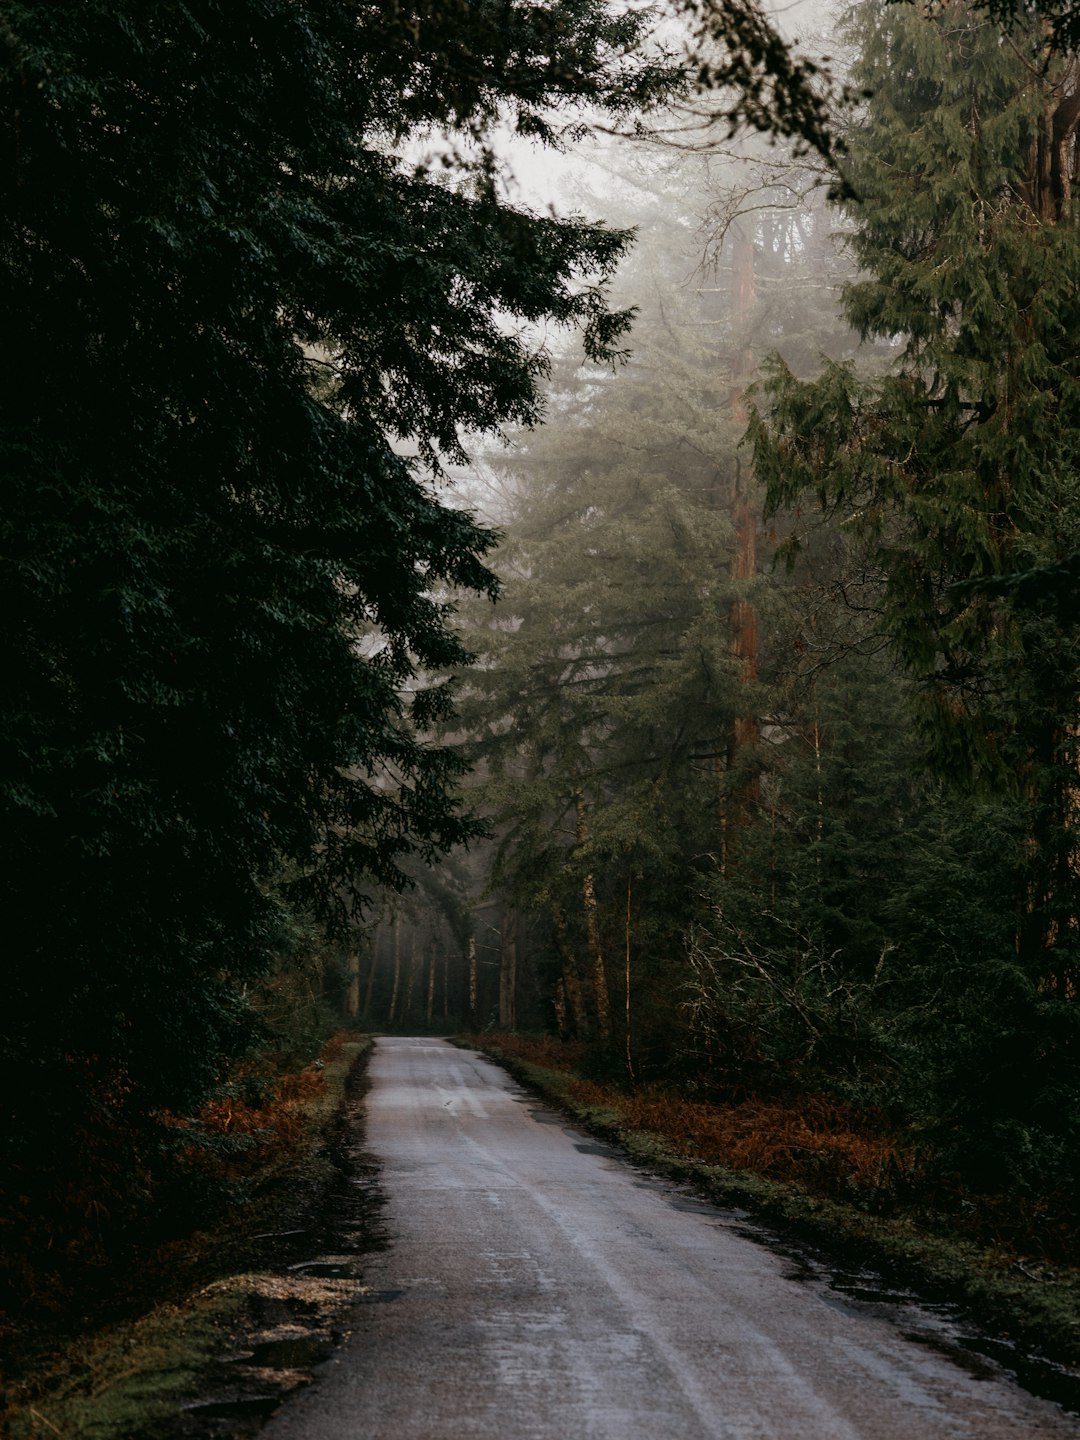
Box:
371, 0, 1080, 1257
2, 0, 1080, 1416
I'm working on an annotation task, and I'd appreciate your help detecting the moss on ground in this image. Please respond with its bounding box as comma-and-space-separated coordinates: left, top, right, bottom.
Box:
8, 1289, 244, 1440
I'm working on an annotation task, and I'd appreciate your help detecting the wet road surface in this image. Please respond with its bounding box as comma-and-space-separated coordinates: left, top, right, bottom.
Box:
262, 1037, 1078, 1439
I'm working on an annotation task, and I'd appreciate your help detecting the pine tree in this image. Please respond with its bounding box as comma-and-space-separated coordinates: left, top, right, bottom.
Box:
749, 0, 1080, 1194
753, 0, 1080, 962
452, 155, 767, 1056
0, 0, 675, 1221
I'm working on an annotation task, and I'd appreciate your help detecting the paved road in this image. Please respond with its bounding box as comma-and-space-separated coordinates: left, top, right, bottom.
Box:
263, 1037, 1077, 1439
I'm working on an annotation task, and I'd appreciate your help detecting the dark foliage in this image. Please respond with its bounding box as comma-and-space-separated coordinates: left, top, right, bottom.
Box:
0, 0, 672, 1229
747, 0, 1080, 1209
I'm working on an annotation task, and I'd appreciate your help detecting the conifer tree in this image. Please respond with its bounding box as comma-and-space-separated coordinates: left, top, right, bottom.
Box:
753, 0, 1080, 959
749, 0, 1080, 1188
452, 154, 772, 1054
0, 0, 675, 1215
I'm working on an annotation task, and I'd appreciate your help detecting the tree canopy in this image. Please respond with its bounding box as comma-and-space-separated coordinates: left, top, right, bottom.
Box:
11, 0, 1080, 1341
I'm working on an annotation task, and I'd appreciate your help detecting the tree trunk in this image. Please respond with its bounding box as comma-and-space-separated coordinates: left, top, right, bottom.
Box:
362, 942, 378, 1020
554, 977, 568, 1038
345, 951, 360, 1021
551, 902, 588, 1039
468, 934, 478, 1030
388, 917, 402, 1024
404, 936, 418, 1023
718, 222, 761, 867
575, 788, 610, 1042
729, 221, 760, 753
499, 909, 517, 1031
624, 872, 635, 1080
813, 713, 824, 868
1025, 80, 1080, 220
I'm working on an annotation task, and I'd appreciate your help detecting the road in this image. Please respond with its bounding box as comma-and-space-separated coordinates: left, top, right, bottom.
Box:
262, 1037, 1077, 1439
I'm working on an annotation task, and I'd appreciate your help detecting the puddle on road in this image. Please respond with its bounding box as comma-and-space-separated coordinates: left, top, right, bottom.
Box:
666, 1196, 724, 1218
931, 1331, 1080, 1415
355, 1288, 407, 1306
526, 1106, 564, 1126
287, 1258, 358, 1279
899, 1328, 1002, 1383
182, 1395, 282, 1422
241, 1335, 337, 1369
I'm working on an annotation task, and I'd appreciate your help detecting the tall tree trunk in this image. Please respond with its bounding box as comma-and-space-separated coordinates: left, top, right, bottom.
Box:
404, 935, 418, 1022
624, 872, 635, 1080
387, 916, 402, 1024
554, 977, 568, 1038
1024, 79, 1080, 221
426, 944, 436, 1025
499, 909, 517, 1030
362, 942, 378, 1020
442, 951, 450, 1022
345, 951, 360, 1021
468, 934, 478, 1029
550, 902, 588, 1039
729, 221, 760, 753
575, 788, 610, 1042
717, 221, 761, 869
813, 713, 824, 869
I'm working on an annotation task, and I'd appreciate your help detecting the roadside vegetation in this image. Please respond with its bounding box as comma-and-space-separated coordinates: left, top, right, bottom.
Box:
1, 1033, 372, 1440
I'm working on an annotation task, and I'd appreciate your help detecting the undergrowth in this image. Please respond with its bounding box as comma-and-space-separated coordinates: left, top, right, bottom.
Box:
468, 1033, 1080, 1265
168, 1029, 352, 1177
570, 1080, 912, 1207
0, 1031, 369, 1436
471, 1034, 910, 1206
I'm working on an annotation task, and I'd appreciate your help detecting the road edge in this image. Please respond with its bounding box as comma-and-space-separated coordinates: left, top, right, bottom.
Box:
460, 1037, 1080, 1402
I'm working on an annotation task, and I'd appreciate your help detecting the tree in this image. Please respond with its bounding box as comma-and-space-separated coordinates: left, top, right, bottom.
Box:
962, 0, 1080, 52
0, 0, 680, 1235
750, 0, 1080, 1195
754, 0, 1080, 951
451, 147, 779, 1059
